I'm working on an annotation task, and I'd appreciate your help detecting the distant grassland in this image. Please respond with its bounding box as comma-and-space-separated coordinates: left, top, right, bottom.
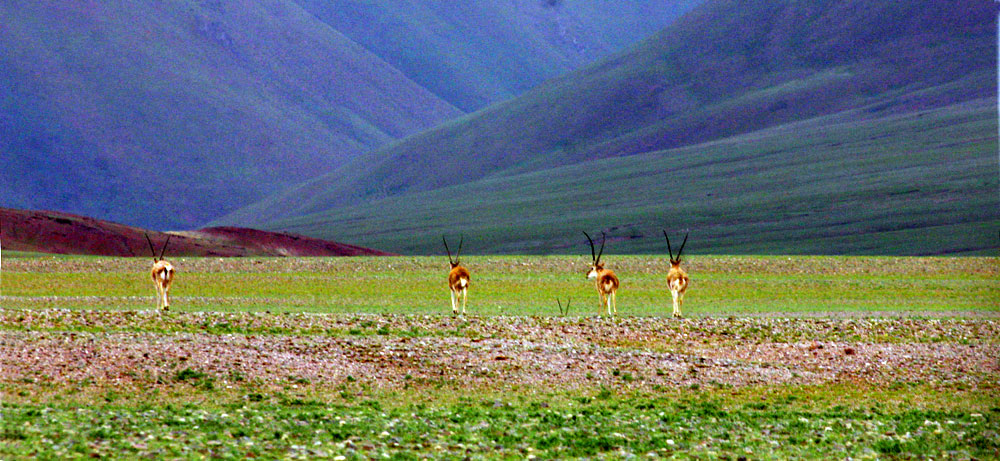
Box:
3, 254, 996, 315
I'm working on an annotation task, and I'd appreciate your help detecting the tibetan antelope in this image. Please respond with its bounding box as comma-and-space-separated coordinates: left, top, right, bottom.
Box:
583, 231, 619, 316
663, 230, 690, 318
145, 233, 175, 312
443, 235, 470, 315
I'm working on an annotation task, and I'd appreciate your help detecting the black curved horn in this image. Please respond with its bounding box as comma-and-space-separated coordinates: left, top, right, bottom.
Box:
596, 231, 607, 264
442, 235, 453, 264
583, 231, 596, 263
144, 233, 157, 260
663, 230, 674, 261
676, 232, 689, 260
158, 235, 171, 261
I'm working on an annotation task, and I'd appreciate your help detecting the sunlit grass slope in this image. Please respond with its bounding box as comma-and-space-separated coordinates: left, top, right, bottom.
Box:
263, 99, 999, 255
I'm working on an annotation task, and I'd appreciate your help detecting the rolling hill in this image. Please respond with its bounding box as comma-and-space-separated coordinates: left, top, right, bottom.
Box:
217, 0, 999, 255
0, 1, 693, 231
252, 98, 999, 256
0, 207, 392, 257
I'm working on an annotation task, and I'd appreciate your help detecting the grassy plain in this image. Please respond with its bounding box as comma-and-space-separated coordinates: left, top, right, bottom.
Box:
2, 254, 997, 315
2, 254, 998, 459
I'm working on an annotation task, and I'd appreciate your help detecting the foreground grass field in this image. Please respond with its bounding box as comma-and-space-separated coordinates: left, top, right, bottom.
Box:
2, 254, 998, 458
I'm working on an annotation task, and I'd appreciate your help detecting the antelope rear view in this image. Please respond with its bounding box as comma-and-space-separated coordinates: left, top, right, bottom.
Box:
443, 235, 470, 315
663, 230, 690, 318
145, 233, 175, 312
583, 231, 619, 316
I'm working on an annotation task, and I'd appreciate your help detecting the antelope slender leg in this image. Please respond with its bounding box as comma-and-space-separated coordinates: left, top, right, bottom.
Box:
461, 287, 467, 314
611, 292, 617, 316
163, 285, 170, 311
451, 290, 458, 315
671, 290, 680, 317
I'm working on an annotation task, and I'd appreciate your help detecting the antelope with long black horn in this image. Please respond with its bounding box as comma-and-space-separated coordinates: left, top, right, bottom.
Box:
145, 233, 175, 312
443, 235, 470, 315
663, 230, 690, 318
583, 231, 619, 316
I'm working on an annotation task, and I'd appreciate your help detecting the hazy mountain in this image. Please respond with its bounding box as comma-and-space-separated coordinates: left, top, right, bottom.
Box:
294, 0, 701, 111
1, 0, 694, 230
0, 0, 461, 229
217, 0, 998, 255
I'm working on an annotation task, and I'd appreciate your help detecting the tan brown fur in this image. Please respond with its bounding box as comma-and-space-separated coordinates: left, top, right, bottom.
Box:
443, 235, 470, 315
151, 260, 175, 311
587, 263, 619, 316
666, 262, 688, 317
663, 230, 690, 318
145, 233, 175, 312
448, 264, 470, 315
584, 231, 619, 316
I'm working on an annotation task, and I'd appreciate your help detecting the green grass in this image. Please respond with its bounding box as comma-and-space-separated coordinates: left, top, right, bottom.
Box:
3, 384, 998, 459
3, 255, 997, 314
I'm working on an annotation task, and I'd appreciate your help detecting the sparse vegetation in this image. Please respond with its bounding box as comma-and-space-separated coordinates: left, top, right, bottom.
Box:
3, 385, 998, 459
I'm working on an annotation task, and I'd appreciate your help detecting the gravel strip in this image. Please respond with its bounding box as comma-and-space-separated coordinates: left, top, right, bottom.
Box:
2, 312, 997, 391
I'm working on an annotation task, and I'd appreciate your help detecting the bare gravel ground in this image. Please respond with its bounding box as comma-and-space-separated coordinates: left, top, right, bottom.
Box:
3, 310, 997, 394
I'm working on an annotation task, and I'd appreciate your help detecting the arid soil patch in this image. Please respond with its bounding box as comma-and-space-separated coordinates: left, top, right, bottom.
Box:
3, 311, 996, 392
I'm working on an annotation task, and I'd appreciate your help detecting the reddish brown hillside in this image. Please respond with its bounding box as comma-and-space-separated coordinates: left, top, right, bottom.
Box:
0, 208, 392, 257
181, 227, 396, 257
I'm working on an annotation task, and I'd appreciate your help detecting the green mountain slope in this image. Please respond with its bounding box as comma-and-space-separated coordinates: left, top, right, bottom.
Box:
294, 0, 701, 111
217, 0, 996, 230
252, 97, 1000, 255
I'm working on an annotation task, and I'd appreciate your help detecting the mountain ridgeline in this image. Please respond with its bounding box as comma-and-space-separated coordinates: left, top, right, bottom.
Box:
293, 0, 701, 112
0, 0, 694, 230
217, 0, 999, 255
